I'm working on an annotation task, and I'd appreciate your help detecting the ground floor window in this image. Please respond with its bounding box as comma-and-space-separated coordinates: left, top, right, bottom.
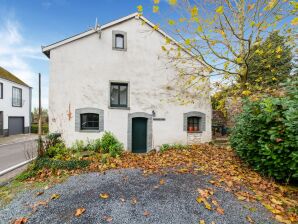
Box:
187, 116, 201, 132
80, 113, 99, 130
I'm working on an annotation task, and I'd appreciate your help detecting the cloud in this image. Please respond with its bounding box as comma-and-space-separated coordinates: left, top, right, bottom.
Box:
0, 18, 49, 108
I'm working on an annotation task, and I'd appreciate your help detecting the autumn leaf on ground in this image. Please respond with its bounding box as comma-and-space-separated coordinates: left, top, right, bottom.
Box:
120, 197, 125, 202
51, 193, 60, 200
131, 197, 138, 205
103, 215, 113, 222
199, 220, 205, 224
36, 191, 44, 196
216, 207, 225, 215
13, 217, 28, 224
99, 193, 110, 199
275, 215, 291, 224
143, 210, 150, 216
246, 215, 254, 223
159, 179, 165, 185
75, 208, 86, 217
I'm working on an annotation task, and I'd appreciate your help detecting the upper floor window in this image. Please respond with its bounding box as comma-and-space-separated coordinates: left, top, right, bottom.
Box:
187, 116, 200, 132
0, 83, 3, 99
115, 34, 124, 49
12, 87, 22, 107
112, 31, 127, 51
110, 82, 128, 108
80, 113, 99, 130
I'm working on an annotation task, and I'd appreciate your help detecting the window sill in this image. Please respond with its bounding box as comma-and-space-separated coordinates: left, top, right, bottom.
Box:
109, 106, 130, 110
187, 131, 203, 134
112, 47, 127, 51
79, 129, 101, 133
12, 105, 22, 107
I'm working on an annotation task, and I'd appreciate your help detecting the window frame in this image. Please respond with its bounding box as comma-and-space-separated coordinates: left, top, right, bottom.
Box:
0, 82, 3, 99
187, 116, 201, 133
12, 86, 22, 107
80, 113, 99, 131
110, 82, 129, 108
115, 34, 124, 49
112, 31, 127, 51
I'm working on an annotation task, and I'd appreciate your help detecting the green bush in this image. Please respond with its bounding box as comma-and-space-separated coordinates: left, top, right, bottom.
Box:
71, 140, 86, 152
230, 78, 298, 182
34, 158, 90, 171
160, 143, 188, 153
45, 143, 69, 159
101, 131, 123, 156
85, 138, 101, 152
31, 123, 49, 134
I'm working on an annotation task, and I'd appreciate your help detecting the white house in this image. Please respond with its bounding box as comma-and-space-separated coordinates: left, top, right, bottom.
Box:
0, 66, 32, 136
42, 13, 212, 152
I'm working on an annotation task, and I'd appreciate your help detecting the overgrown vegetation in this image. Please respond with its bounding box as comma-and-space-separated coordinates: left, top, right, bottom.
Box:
17, 131, 123, 181
230, 78, 298, 182
160, 143, 188, 153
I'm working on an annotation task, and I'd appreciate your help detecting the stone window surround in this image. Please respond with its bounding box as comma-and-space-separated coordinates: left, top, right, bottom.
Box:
127, 112, 153, 152
75, 108, 104, 133
112, 30, 127, 51
108, 80, 130, 110
183, 111, 206, 133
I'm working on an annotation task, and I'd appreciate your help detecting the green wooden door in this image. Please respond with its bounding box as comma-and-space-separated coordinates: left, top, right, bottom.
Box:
132, 117, 147, 153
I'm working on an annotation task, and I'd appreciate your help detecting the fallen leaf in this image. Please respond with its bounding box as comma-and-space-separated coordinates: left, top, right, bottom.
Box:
159, 179, 165, 185
120, 197, 126, 202
75, 208, 86, 217
216, 207, 225, 215
13, 217, 28, 224
36, 191, 44, 196
51, 194, 60, 200
199, 220, 206, 224
103, 215, 113, 222
143, 210, 150, 216
246, 215, 254, 223
275, 215, 291, 224
99, 193, 110, 199
131, 197, 138, 205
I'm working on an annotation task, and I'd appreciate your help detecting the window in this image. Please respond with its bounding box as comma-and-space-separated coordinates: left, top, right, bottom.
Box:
12, 87, 22, 107
187, 116, 200, 132
110, 83, 128, 107
80, 113, 99, 130
115, 34, 124, 49
0, 83, 3, 99
112, 31, 127, 51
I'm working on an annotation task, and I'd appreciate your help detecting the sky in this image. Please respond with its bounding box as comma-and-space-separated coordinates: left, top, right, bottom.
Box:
0, 0, 168, 109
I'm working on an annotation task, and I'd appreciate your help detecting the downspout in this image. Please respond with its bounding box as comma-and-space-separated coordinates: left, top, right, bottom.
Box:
29, 87, 32, 134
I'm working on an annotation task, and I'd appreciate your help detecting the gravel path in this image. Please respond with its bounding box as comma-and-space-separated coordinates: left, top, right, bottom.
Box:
0, 169, 277, 224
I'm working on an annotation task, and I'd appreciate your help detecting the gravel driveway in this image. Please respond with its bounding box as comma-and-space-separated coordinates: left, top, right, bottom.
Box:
0, 169, 277, 224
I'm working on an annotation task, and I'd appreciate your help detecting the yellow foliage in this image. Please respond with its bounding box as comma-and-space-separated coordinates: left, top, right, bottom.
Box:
168, 0, 177, 5
153, 5, 159, 13
153, 0, 160, 4
291, 17, 298, 26
168, 19, 176, 25
137, 5, 143, 13
242, 90, 252, 96
179, 18, 186, 23
197, 26, 203, 32
191, 6, 198, 17
216, 6, 224, 14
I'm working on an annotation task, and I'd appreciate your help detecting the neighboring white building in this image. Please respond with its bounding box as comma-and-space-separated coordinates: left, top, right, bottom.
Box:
42, 13, 212, 152
0, 66, 32, 136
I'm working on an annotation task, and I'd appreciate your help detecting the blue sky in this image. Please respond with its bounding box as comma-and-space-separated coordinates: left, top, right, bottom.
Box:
0, 0, 168, 108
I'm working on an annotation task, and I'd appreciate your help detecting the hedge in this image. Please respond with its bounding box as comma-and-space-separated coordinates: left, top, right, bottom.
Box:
229, 78, 298, 182
31, 123, 49, 134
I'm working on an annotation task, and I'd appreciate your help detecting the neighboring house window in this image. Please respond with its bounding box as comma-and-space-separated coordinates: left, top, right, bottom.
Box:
0, 83, 3, 99
12, 87, 22, 107
115, 34, 124, 49
112, 31, 127, 51
80, 113, 99, 130
110, 83, 128, 108
187, 116, 200, 132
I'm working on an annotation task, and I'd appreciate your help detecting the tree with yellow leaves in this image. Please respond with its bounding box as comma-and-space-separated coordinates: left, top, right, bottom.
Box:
146, 0, 297, 97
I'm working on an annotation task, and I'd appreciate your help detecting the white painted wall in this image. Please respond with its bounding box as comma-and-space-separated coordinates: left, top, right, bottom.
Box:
0, 77, 31, 132
48, 17, 212, 148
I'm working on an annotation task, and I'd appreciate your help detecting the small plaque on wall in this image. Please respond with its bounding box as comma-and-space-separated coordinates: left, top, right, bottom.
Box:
153, 118, 166, 121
